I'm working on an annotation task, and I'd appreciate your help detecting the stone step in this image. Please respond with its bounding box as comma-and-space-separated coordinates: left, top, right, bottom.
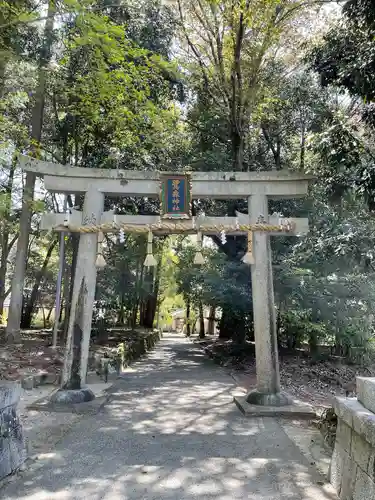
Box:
356, 377, 375, 414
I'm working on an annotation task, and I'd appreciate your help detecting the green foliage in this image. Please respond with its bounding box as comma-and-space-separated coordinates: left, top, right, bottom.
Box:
96, 234, 147, 316
307, 0, 375, 211
0, 0, 184, 329
50, 4, 183, 170
278, 309, 328, 350
2, 0, 375, 361
273, 185, 375, 355
309, 0, 375, 103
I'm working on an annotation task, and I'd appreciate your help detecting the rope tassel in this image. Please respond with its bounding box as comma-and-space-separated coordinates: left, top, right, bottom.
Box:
95, 231, 106, 269
194, 231, 205, 265
144, 230, 157, 267
242, 231, 255, 265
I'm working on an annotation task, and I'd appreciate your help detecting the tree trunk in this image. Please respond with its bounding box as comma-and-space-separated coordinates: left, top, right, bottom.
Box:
207, 306, 216, 335
20, 238, 58, 328
0, 23, 10, 97
139, 263, 147, 326
143, 296, 156, 328
131, 302, 138, 329
42, 306, 46, 328
5, 2, 55, 342
0, 158, 16, 318
144, 260, 161, 329
199, 301, 205, 338
186, 298, 191, 337
142, 265, 160, 329
130, 257, 141, 328
0, 53, 8, 97
117, 293, 125, 324
310, 308, 320, 355
300, 115, 306, 170
46, 306, 53, 322
218, 306, 233, 339
232, 127, 245, 171
0, 235, 17, 319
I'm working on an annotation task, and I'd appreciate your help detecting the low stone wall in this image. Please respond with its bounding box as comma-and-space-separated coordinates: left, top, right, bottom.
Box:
121, 329, 161, 365
93, 329, 162, 378
330, 376, 375, 499
0, 383, 27, 480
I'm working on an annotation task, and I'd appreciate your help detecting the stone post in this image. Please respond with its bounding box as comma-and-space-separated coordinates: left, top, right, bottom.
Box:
330, 377, 375, 499
246, 194, 291, 406
60, 189, 104, 395
0, 383, 27, 479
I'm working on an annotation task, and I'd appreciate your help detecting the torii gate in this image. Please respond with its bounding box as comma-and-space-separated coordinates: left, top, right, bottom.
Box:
18, 155, 311, 408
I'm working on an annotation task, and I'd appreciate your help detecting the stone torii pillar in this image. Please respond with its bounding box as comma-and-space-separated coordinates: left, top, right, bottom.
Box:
246, 194, 285, 405
56, 189, 104, 403
233, 197, 314, 416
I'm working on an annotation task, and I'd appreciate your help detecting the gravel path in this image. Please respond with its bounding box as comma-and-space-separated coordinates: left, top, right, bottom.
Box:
1, 333, 337, 500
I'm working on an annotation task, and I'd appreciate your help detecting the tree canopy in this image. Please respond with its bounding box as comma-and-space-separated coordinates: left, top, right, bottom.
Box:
1, 0, 375, 362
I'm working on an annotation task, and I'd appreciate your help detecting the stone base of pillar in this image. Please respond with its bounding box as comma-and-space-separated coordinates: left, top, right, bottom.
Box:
50, 388, 95, 405
245, 389, 293, 406
27, 388, 109, 415
233, 394, 315, 419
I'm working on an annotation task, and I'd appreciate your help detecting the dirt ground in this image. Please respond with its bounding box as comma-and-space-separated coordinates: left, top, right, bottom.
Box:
197, 338, 375, 411
0, 330, 64, 381
0, 327, 151, 382
1, 329, 372, 414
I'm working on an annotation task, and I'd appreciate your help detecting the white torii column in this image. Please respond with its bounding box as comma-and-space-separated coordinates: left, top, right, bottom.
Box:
58, 188, 104, 397
245, 194, 291, 406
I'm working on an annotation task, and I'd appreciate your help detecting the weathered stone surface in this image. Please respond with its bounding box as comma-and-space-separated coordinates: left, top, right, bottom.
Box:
353, 467, 375, 500
21, 376, 34, 390
337, 419, 352, 454
331, 385, 375, 499
330, 442, 344, 494
243, 194, 282, 404
334, 396, 375, 448
351, 431, 371, 472
21, 154, 312, 198
334, 397, 361, 428
234, 395, 315, 418
60, 190, 104, 390
341, 451, 357, 500
0, 383, 26, 480
0, 384, 22, 409
37, 371, 59, 385
28, 394, 109, 414
357, 377, 375, 414
50, 388, 95, 404
8, 426, 26, 472
368, 451, 375, 481
353, 410, 375, 448
245, 389, 293, 407
0, 437, 12, 479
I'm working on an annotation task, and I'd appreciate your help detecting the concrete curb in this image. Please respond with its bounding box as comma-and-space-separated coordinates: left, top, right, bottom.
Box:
234, 395, 316, 419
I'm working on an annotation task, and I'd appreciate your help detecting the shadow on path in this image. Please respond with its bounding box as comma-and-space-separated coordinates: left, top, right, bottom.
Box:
0, 334, 337, 500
